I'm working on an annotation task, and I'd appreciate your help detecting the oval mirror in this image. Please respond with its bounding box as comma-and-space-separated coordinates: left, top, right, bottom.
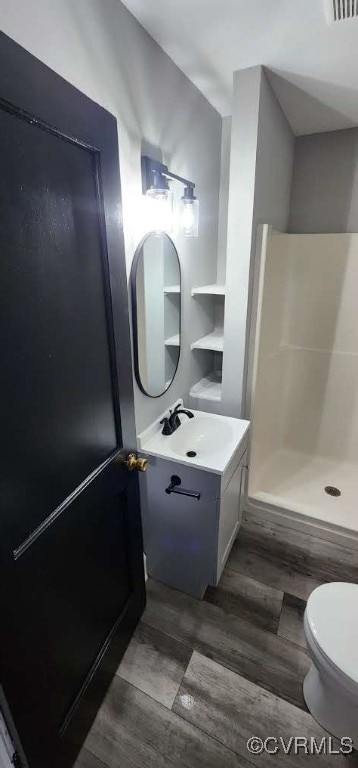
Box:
131, 233, 181, 397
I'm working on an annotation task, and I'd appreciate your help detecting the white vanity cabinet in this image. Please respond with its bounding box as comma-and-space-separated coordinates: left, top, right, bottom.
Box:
139, 422, 248, 599
217, 446, 248, 582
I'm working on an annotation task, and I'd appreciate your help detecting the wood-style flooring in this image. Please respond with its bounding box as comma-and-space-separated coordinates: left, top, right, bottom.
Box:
76, 514, 358, 767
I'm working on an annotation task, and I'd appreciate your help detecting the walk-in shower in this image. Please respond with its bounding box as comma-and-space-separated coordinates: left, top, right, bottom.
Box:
248, 226, 358, 538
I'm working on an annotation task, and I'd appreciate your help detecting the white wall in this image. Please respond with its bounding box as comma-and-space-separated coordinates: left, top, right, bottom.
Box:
217, 116, 231, 285
222, 66, 294, 418
0, 0, 222, 434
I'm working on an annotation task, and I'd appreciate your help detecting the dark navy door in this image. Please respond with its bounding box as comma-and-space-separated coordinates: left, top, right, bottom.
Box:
0, 32, 145, 768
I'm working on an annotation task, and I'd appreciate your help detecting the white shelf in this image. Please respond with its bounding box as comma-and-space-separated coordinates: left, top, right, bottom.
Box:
190, 372, 222, 402
165, 334, 180, 346
191, 284, 225, 297
164, 285, 180, 294
191, 329, 224, 352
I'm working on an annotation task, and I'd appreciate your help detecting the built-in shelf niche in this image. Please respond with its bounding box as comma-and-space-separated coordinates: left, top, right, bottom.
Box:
189, 370, 222, 402
191, 328, 223, 352
165, 333, 180, 346
190, 283, 225, 403
191, 284, 225, 296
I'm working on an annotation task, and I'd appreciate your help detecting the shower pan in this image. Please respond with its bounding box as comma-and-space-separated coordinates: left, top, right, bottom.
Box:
248, 226, 358, 540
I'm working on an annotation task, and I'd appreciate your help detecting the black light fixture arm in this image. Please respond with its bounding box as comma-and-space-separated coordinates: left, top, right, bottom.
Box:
164, 169, 195, 189
142, 155, 195, 194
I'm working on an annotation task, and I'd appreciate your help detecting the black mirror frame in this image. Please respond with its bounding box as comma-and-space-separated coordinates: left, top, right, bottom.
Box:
130, 232, 181, 398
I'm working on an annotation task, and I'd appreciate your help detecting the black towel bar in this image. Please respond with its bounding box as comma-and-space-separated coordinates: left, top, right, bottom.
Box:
165, 475, 201, 500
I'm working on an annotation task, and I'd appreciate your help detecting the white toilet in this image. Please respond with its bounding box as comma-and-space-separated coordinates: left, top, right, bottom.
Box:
303, 582, 358, 746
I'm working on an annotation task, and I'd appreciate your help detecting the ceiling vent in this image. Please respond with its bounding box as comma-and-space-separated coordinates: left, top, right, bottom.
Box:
324, 0, 358, 23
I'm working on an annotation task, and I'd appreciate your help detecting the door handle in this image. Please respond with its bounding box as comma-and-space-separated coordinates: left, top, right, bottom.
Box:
123, 453, 148, 472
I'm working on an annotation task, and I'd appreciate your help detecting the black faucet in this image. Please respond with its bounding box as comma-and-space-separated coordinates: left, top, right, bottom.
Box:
160, 404, 194, 435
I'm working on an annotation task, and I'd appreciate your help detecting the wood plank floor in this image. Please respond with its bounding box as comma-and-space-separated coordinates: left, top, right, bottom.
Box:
76, 515, 358, 767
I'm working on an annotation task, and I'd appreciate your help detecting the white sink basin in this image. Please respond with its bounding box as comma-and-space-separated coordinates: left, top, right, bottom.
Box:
169, 416, 233, 458
138, 403, 250, 474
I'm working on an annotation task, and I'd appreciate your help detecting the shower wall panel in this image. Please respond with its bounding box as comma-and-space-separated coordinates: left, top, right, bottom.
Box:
250, 230, 358, 497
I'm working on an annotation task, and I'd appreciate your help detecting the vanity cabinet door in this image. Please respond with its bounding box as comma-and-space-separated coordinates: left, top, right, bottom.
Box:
141, 459, 220, 599
216, 451, 247, 583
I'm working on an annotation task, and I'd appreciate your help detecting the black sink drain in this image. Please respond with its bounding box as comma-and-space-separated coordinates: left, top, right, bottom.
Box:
186, 450, 197, 457
325, 486, 341, 497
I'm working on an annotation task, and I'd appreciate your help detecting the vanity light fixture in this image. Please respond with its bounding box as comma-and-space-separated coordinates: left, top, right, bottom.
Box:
180, 185, 199, 238
141, 155, 199, 237
144, 166, 173, 234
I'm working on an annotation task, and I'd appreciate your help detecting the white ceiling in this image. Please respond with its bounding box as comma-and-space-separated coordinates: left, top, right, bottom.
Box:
120, 0, 358, 135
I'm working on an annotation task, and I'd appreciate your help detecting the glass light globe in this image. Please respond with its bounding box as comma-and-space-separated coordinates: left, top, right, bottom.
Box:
146, 188, 173, 234
180, 197, 199, 238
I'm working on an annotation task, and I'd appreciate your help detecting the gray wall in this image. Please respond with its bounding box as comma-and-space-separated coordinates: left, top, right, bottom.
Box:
222, 66, 294, 418
0, 0, 222, 435
289, 128, 358, 233
217, 116, 231, 285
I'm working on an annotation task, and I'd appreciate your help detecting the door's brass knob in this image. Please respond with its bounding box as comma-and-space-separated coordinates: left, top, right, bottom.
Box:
124, 453, 148, 472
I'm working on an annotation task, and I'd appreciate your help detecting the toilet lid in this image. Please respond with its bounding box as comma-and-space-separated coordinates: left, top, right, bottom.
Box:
306, 582, 358, 684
